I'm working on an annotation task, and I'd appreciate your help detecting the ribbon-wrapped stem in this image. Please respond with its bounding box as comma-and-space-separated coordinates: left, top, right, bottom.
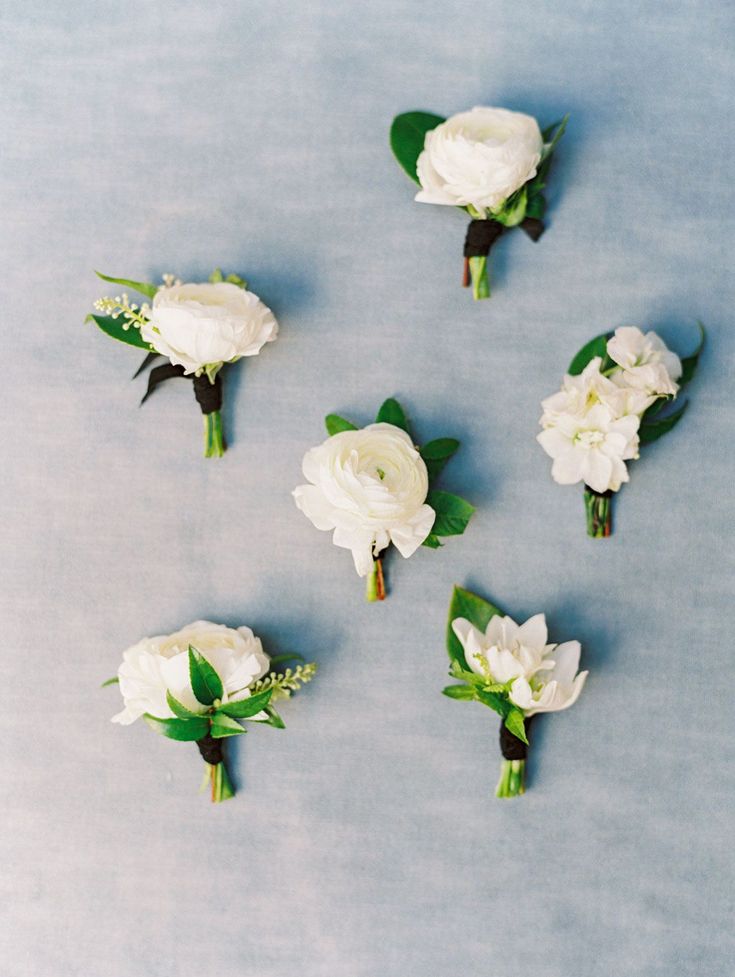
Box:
193, 373, 225, 458
462, 216, 545, 301
496, 717, 529, 798
197, 733, 234, 803
584, 485, 613, 538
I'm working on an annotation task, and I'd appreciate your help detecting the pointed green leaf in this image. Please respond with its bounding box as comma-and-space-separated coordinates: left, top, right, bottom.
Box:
95, 271, 157, 300
209, 267, 224, 283
390, 111, 446, 184
504, 708, 528, 744
263, 706, 286, 729
568, 332, 613, 375
525, 192, 547, 220
679, 321, 705, 387
375, 397, 410, 434
420, 438, 460, 481
225, 272, 247, 288
144, 715, 210, 741
87, 313, 155, 351
447, 586, 504, 670
166, 690, 206, 720
427, 490, 475, 537
639, 400, 689, 444
475, 688, 511, 718
188, 646, 224, 706
211, 714, 248, 738
217, 688, 273, 719
325, 413, 359, 436
541, 114, 569, 154
268, 653, 305, 667
441, 684, 475, 700
493, 186, 528, 228
101, 676, 119, 688
421, 533, 443, 549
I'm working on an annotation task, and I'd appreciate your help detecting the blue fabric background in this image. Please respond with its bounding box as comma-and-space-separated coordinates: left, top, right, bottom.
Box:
1, 1, 733, 975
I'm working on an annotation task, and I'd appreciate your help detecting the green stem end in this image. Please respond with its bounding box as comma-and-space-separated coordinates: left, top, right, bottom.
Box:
366, 558, 386, 602
204, 410, 226, 458
496, 759, 526, 798
468, 255, 491, 300
204, 761, 235, 802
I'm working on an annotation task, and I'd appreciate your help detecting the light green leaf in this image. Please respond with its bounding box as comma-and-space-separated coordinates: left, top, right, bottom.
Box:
101, 676, 119, 688
504, 708, 528, 744
541, 114, 569, 155
679, 321, 705, 388
375, 397, 410, 434
225, 272, 247, 288
420, 438, 460, 481
264, 706, 286, 729
639, 400, 689, 444
427, 490, 475, 537
94, 271, 157, 300
441, 684, 475, 700
166, 690, 206, 720
211, 714, 248, 738
568, 332, 613, 375
188, 646, 224, 706
446, 585, 504, 670
268, 653, 305, 667
390, 111, 446, 184
493, 187, 528, 228
144, 715, 210, 741
421, 533, 443, 549
87, 313, 154, 351
209, 267, 224, 282
217, 688, 273, 719
325, 413, 359, 436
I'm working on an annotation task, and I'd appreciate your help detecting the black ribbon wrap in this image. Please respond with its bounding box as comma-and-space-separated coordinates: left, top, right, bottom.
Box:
196, 733, 223, 766
463, 216, 546, 258
499, 717, 531, 761
138, 359, 223, 415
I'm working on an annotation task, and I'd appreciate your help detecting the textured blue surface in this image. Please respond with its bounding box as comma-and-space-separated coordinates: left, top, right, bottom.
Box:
1, 2, 734, 975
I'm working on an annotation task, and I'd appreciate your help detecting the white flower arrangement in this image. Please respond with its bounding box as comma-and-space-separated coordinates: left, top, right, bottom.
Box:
538, 324, 704, 536
87, 269, 278, 457
391, 106, 567, 299
293, 398, 475, 601
444, 586, 587, 798
105, 620, 316, 803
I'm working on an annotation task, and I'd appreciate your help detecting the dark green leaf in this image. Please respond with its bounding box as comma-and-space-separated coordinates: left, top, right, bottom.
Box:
504, 708, 528, 744
144, 715, 210, 741
87, 313, 155, 351
101, 676, 119, 688
325, 413, 359, 436
263, 706, 286, 729
421, 533, 443, 549
166, 690, 206, 720
420, 438, 460, 481
639, 400, 689, 444
217, 688, 273, 719
95, 271, 158, 300
679, 321, 705, 387
525, 192, 547, 220
446, 585, 504, 670
375, 397, 410, 434
475, 688, 511, 718
268, 653, 305, 667
427, 490, 475, 537
568, 332, 613, 375
541, 114, 569, 154
211, 714, 248, 738
441, 684, 475, 700
390, 111, 446, 184
188, 646, 224, 705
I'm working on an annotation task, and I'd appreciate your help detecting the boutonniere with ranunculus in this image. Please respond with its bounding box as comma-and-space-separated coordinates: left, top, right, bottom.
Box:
105, 620, 316, 803
293, 398, 475, 601
390, 106, 567, 300
87, 269, 278, 456
537, 324, 705, 537
444, 586, 588, 798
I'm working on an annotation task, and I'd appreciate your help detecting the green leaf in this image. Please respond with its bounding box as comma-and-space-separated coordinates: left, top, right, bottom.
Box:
86, 313, 155, 351
525, 192, 547, 220
421, 533, 443, 549
225, 272, 247, 288
446, 585, 504, 670
390, 110, 446, 184
493, 186, 528, 227
639, 400, 689, 444
165, 690, 206, 720
427, 490, 475, 537
209, 267, 224, 282
263, 706, 286, 729
217, 688, 273, 719
325, 413, 359, 436
375, 397, 410, 434
211, 714, 248, 738
101, 676, 119, 688
94, 271, 157, 300
568, 332, 613, 375
188, 646, 224, 706
679, 321, 705, 387
420, 438, 460, 481
504, 708, 528, 744
475, 688, 511, 718
541, 114, 569, 154
144, 715, 210, 741
268, 653, 305, 667
441, 684, 475, 700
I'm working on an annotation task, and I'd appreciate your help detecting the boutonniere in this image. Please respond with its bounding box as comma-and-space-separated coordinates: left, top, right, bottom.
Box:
444, 586, 588, 798
293, 398, 475, 601
538, 324, 705, 537
390, 106, 567, 300
105, 620, 316, 803
87, 269, 278, 457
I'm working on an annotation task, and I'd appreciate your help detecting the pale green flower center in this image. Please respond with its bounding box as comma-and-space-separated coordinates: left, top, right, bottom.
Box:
574, 430, 605, 448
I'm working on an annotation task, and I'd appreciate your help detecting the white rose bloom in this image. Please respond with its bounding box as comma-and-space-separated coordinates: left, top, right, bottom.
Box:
111, 620, 270, 725
607, 326, 682, 398
141, 282, 278, 375
415, 107, 543, 213
293, 422, 435, 577
452, 613, 587, 716
537, 403, 640, 493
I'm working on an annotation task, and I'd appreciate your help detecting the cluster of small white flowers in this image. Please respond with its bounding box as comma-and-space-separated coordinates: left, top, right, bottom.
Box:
537, 327, 683, 494
93, 293, 151, 332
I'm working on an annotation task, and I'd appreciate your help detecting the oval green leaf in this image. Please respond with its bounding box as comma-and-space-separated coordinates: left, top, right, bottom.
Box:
375, 397, 410, 434
87, 313, 155, 351
325, 413, 358, 436
188, 646, 224, 705
218, 688, 273, 719
446, 585, 504, 670
390, 111, 445, 184
568, 332, 613, 375
144, 715, 210, 741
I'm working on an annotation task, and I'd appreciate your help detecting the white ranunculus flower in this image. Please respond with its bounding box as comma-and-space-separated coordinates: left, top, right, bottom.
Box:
141, 282, 278, 375
111, 620, 271, 725
451, 613, 587, 716
607, 326, 682, 398
537, 403, 640, 493
293, 422, 435, 576
415, 107, 543, 213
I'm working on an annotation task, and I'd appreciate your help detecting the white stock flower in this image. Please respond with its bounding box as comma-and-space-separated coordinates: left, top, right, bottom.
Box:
293, 423, 435, 577
415, 107, 543, 213
540, 358, 652, 425
537, 403, 640, 493
607, 326, 682, 398
451, 613, 587, 716
141, 282, 278, 375
111, 620, 270, 725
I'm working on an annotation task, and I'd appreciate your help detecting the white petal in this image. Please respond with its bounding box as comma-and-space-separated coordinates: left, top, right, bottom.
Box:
293, 485, 338, 532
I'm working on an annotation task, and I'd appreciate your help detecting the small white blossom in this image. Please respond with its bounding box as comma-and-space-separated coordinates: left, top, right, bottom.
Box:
607, 326, 682, 398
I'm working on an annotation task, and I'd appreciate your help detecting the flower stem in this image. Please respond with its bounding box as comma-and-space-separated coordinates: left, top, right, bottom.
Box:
203, 410, 226, 458
496, 759, 526, 798
366, 558, 386, 602
584, 485, 613, 538
468, 256, 490, 300
205, 761, 235, 802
